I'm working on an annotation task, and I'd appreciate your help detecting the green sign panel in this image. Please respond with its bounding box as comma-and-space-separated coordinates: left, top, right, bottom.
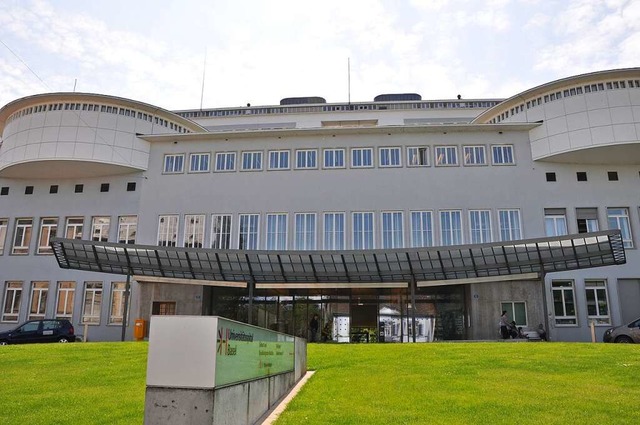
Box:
215, 318, 295, 387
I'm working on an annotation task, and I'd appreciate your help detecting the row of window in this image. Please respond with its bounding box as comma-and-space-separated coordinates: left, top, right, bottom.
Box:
544, 207, 633, 248
1, 280, 126, 325
0, 216, 136, 256
6, 102, 190, 133
545, 171, 638, 182
0, 182, 136, 197
489, 78, 640, 123
163, 144, 516, 174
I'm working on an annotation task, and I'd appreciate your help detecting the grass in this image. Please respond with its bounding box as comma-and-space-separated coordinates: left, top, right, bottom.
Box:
0, 342, 638, 424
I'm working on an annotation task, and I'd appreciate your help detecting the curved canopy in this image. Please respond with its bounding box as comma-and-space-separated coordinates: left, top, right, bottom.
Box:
50, 230, 626, 287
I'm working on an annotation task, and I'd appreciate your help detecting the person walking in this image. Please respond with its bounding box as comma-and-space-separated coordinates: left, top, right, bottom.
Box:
309, 314, 319, 342
499, 311, 510, 339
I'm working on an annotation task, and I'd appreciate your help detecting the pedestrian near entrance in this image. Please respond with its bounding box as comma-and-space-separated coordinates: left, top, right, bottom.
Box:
499, 311, 510, 339
309, 314, 319, 342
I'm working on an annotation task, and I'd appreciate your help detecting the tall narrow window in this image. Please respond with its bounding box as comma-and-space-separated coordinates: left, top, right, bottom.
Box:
0, 218, 8, 255
157, 215, 178, 247
268, 150, 290, 170
492, 145, 515, 164
2, 281, 22, 322
498, 209, 522, 241
241, 151, 262, 171
118, 216, 137, 244
189, 153, 210, 172
351, 148, 373, 168
211, 214, 232, 249
435, 146, 458, 166
323, 212, 345, 250
544, 209, 567, 237
440, 210, 462, 245
576, 208, 599, 233
607, 208, 633, 248
12, 218, 33, 255
585, 280, 610, 325
238, 214, 259, 250
296, 150, 317, 169
410, 211, 433, 247
55, 281, 75, 319
82, 282, 102, 324
552, 281, 577, 325
91, 216, 110, 242
407, 147, 429, 167
295, 213, 316, 250
381, 212, 404, 248
163, 154, 184, 173
323, 148, 345, 169
469, 210, 492, 244
37, 218, 58, 254
379, 147, 401, 167
65, 217, 84, 239
109, 282, 126, 324
215, 152, 236, 171
352, 212, 374, 249
29, 281, 48, 320
266, 213, 287, 250
184, 214, 205, 248
463, 146, 486, 166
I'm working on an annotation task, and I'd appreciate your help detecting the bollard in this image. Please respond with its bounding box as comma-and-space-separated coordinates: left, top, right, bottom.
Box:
590, 320, 596, 342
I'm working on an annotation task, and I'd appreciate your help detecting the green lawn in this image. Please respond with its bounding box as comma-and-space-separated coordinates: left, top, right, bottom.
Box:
0, 342, 638, 424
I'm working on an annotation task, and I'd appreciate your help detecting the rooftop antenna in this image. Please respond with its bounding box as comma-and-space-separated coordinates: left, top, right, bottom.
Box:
200, 49, 207, 110
347, 57, 351, 105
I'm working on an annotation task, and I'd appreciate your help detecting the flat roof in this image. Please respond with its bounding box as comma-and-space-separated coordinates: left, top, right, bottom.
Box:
50, 230, 626, 287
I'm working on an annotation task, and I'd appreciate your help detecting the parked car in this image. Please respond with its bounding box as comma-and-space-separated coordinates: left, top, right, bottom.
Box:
0, 319, 76, 345
603, 317, 640, 343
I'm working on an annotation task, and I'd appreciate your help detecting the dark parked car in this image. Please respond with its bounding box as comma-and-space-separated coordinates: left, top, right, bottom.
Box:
0, 319, 76, 345
603, 317, 640, 343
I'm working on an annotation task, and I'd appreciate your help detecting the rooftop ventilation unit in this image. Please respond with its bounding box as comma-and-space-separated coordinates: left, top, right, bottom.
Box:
279, 96, 327, 105
374, 93, 422, 102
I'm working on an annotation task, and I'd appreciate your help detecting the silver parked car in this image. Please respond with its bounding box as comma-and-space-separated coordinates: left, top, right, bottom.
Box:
603, 317, 640, 343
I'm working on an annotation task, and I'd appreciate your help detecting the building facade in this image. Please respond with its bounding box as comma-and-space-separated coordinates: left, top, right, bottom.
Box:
1, 69, 639, 342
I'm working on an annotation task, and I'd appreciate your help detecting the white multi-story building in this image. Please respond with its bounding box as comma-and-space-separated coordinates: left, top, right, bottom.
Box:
0, 68, 638, 342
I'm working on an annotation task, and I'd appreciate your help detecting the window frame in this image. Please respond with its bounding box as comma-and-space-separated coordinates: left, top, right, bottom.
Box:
585, 280, 610, 325
81, 281, 103, 325
498, 209, 522, 241
552, 280, 578, 326
350, 148, 374, 168
434, 146, 459, 166
108, 282, 127, 325
37, 218, 58, 255
491, 144, 516, 165
163, 153, 185, 174
323, 148, 346, 169
215, 152, 236, 172
238, 213, 260, 250
469, 209, 492, 244
268, 150, 290, 170
463, 145, 487, 166
211, 214, 232, 249
28, 281, 48, 320
323, 212, 345, 250
407, 146, 429, 167
378, 147, 402, 168
439, 210, 463, 246
410, 211, 434, 248
501, 301, 528, 327
352, 212, 375, 249
0, 218, 8, 255
607, 207, 633, 248
189, 152, 211, 173
184, 214, 206, 248
2, 281, 23, 322
157, 215, 179, 247
295, 149, 318, 170
91, 216, 110, 242
117, 215, 137, 244
241, 151, 263, 171
266, 213, 288, 250
55, 281, 75, 320
294, 213, 316, 250
12, 218, 33, 255
381, 211, 404, 249
65, 217, 84, 240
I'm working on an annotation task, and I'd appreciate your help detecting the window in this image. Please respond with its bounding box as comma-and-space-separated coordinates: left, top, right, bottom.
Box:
545, 209, 567, 237
55, 281, 75, 319
607, 171, 618, 181
91, 216, 110, 242
492, 145, 515, 164
37, 218, 58, 255
323, 148, 345, 168
117, 216, 137, 244
268, 150, 290, 170
12, 218, 33, 255
410, 211, 433, 247
65, 217, 84, 240
189, 153, 210, 172
238, 214, 259, 250
157, 215, 178, 247
82, 282, 102, 324
163, 154, 184, 173
215, 152, 236, 171
25, 186, 33, 195
352, 212, 374, 249
49, 185, 58, 194
100, 183, 110, 193
381, 212, 404, 248
469, 210, 492, 244
2, 282, 22, 322
241, 151, 262, 171
435, 146, 458, 166
440, 210, 462, 245
576, 208, 599, 233
407, 147, 429, 167
75, 184, 84, 193
126, 182, 136, 192
607, 208, 633, 248
211, 214, 232, 249
546, 172, 556, 182
29, 281, 48, 320
501, 302, 527, 327
184, 214, 205, 248
323, 212, 345, 250
266, 213, 287, 250
296, 150, 318, 169
585, 280, 610, 325
109, 282, 127, 325
351, 148, 373, 168
498, 209, 522, 241
0, 187, 8, 196
463, 146, 486, 166
152, 301, 176, 315
379, 147, 401, 167
576, 172, 587, 182
295, 213, 316, 250
0, 218, 8, 255
552, 281, 577, 325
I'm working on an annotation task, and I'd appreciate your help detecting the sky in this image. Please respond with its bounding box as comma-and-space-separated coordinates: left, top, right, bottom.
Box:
0, 0, 638, 111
